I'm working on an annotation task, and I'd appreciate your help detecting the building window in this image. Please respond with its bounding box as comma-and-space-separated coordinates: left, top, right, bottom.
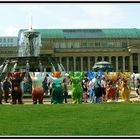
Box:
3, 38, 6, 43
104, 56, 109, 61
71, 43, 74, 48
88, 42, 94, 47
69, 57, 74, 71
111, 56, 116, 71
108, 42, 114, 47
95, 42, 100, 47
7, 38, 13, 43
7, 38, 10, 43
54, 42, 59, 48
125, 56, 130, 72
116, 42, 122, 47
74, 42, 80, 48
122, 42, 127, 48
67, 42, 72, 48
118, 56, 123, 71
97, 56, 102, 62
61, 57, 66, 69
58, 43, 61, 48
102, 42, 107, 47
133, 53, 138, 73
76, 57, 80, 71
83, 57, 88, 71
10, 38, 13, 42
90, 57, 95, 68
81, 42, 87, 47
60, 42, 65, 48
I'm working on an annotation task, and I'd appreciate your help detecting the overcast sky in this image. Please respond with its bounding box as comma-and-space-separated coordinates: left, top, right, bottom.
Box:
0, 3, 140, 36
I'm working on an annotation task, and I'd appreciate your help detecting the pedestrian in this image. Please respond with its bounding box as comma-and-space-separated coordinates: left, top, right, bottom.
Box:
88, 77, 96, 103
94, 75, 103, 103
101, 76, 107, 101
23, 76, 32, 95
42, 74, 50, 96
0, 78, 3, 104
82, 77, 88, 103
3, 76, 12, 103
62, 78, 68, 103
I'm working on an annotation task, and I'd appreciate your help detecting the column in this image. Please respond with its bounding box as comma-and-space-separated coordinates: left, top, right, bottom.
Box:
109, 56, 111, 63
95, 56, 97, 63
130, 54, 133, 72
66, 57, 69, 72
123, 56, 125, 72
138, 53, 140, 73
88, 57, 90, 71
116, 56, 118, 72
59, 57, 62, 64
81, 57, 83, 72
73, 56, 76, 71
102, 56, 104, 61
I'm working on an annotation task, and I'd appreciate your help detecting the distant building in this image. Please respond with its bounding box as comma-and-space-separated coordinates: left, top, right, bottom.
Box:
0, 36, 18, 47
1, 29, 140, 73
19, 28, 140, 73
0, 36, 17, 59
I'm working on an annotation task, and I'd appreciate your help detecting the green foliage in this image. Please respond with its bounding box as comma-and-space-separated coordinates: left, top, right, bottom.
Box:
0, 103, 140, 136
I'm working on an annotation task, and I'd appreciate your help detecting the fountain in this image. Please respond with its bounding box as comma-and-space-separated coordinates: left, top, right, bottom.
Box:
18, 28, 42, 57
0, 16, 61, 74
0, 17, 66, 103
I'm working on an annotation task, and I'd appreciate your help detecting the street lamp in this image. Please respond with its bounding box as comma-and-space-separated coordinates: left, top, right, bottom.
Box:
127, 47, 131, 56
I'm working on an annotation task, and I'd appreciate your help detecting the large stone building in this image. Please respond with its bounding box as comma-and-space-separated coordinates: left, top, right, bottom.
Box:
1, 29, 140, 73
0, 36, 17, 59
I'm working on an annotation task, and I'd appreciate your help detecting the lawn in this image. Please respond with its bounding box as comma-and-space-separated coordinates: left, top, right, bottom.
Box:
0, 102, 140, 136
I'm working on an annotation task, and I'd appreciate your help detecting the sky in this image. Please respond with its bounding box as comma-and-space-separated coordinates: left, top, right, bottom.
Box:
0, 3, 140, 36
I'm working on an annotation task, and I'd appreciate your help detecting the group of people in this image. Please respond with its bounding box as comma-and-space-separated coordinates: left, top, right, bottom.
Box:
0, 72, 26, 104
69, 71, 132, 104
88, 74, 129, 103
0, 70, 136, 105
0, 72, 71, 105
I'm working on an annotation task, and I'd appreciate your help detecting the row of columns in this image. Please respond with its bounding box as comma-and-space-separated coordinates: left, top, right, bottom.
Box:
138, 53, 140, 73
59, 55, 137, 72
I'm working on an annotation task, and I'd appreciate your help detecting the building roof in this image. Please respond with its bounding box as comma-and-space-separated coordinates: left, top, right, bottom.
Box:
18, 28, 140, 39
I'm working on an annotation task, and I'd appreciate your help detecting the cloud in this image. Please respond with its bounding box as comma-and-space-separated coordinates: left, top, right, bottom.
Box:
45, 4, 129, 28
0, 3, 139, 36
73, 4, 128, 27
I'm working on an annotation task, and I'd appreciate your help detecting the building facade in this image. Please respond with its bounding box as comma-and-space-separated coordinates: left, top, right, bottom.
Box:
0, 36, 17, 62
19, 28, 139, 73
1, 29, 140, 73
0, 36, 18, 47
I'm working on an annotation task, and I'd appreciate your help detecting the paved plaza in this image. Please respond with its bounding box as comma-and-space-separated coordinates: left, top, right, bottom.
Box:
1, 90, 139, 105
